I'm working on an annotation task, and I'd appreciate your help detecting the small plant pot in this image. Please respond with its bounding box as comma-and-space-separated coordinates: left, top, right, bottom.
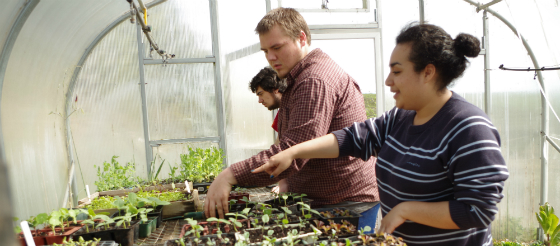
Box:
43, 225, 84, 244
147, 207, 163, 228
71, 221, 139, 246
148, 216, 158, 232
139, 221, 152, 238
18, 233, 47, 246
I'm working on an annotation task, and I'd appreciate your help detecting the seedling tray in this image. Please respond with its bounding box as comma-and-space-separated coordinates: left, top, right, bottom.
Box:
39, 241, 117, 246
315, 207, 362, 227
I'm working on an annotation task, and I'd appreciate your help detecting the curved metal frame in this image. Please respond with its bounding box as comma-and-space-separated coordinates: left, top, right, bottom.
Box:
64, 0, 167, 206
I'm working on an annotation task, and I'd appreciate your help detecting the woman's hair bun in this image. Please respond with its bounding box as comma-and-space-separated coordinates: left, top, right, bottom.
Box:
454, 33, 481, 58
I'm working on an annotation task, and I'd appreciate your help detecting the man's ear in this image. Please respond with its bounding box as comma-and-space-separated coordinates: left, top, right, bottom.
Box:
273, 89, 280, 95
299, 30, 307, 47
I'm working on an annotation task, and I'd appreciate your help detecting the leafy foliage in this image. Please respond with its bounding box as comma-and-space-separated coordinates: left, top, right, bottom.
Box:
536, 203, 560, 246
363, 93, 377, 119
94, 156, 138, 192
179, 146, 225, 183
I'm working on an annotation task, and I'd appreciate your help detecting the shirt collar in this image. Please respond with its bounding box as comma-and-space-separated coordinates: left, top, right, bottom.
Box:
286, 48, 323, 87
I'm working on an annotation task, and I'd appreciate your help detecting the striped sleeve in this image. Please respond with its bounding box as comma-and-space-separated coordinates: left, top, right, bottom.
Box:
332, 107, 399, 161
446, 116, 509, 229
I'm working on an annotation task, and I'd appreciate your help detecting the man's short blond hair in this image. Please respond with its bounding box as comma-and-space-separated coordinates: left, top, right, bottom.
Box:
255, 8, 311, 45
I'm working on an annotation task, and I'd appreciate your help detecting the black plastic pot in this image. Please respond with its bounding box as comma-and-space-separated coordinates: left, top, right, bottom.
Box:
71, 221, 140, 246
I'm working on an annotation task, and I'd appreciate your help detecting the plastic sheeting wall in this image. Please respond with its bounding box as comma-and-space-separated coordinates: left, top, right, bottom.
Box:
218, 0, 274, 165
2, 0, 136, 221
70, 0, 218, 193
380, 0, 560, 241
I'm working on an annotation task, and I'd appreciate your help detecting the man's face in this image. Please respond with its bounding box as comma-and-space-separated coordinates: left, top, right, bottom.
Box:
259, 25, 306, 78
256, 86, 282, 110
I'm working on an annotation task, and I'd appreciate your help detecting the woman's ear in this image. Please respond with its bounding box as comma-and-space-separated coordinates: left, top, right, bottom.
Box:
423, 64, 437, 83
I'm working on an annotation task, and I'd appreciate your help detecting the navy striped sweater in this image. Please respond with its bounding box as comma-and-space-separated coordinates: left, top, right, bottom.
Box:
333, 92, 509, 246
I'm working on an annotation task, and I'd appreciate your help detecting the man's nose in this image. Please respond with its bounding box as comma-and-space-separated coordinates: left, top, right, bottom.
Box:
259, 98, 264, 103
267, 52, 277, 61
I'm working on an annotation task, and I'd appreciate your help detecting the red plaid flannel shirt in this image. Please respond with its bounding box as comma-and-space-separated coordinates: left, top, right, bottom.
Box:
231, 49, 379, 206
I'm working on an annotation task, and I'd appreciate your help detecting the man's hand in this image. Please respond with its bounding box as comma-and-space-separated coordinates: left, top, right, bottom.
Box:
252, 149, 295, 178
271, 179, 289, 193
204, 167, 237, 219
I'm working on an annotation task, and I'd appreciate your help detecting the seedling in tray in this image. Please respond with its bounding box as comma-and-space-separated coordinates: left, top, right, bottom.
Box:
225, 208, 250, 232
206, 217, 231, 232
184, 218, 203, 241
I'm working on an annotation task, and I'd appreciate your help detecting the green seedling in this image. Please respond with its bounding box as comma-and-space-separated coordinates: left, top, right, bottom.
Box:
175, 238, 186, 246
262, 229, 276, 246
240, 196, 252, 208
359, 226, 371, 235
185, 218, 204, 239
95, 217, 114, 231
207, 217, 231, 231
225, 211, 248, 232
229, 199, 238, 211
282, 194, 289, 207
138, 208, 154, 223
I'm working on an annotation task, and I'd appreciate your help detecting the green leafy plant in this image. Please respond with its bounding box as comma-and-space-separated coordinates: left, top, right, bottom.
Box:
229, 199, 238, 211
184, 218, 204, 241
94, 156, 137, 192
179, 146, 224, 183
536, 203, 560, 246
52, 236, 102, 246
149, 155, 166, 183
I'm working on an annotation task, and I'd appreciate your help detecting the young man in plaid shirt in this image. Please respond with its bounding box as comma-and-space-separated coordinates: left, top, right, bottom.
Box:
205, 8, 380, 229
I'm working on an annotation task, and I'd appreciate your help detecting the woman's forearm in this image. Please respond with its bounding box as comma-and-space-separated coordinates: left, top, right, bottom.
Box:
289, 133, 339, 159
379, 201, 460, 233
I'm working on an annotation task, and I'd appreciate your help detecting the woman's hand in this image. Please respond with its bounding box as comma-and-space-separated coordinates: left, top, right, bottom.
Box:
377, 204, 407, 234
252, 149, 295, 178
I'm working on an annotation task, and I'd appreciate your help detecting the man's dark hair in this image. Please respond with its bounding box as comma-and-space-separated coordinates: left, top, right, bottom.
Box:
396, 23, 481, 91
249, 67, 287, 93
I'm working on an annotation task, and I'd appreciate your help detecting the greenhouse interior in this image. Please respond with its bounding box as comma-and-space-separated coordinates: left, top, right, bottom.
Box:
1, 0, 559, 245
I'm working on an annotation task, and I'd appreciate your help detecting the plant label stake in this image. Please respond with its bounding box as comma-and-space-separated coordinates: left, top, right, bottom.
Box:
86, 185, 91, 201
185, 180, 191, 193
20, 221, 36, 246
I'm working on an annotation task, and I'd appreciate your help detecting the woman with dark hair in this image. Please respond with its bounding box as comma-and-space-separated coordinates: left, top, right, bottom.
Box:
253, 23, 509, 246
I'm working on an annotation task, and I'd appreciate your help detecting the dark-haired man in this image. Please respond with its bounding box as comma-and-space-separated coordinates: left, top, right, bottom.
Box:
205, 7, 379, 230
249, 67, 288, 192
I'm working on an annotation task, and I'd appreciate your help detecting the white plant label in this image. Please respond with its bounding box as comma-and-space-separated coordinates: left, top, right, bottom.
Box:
185, 180, 191, 193
86, 185, 91, 200
21, 221, 36, 246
